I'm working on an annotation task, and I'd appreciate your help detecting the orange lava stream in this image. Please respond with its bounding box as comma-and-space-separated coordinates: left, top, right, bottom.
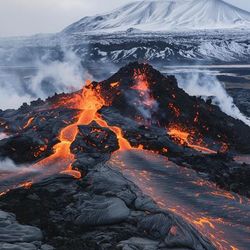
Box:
168, 127, 217, 154
34, 81, 132, 180
0, 80, 134, 195
76, 82, 132, 151
23, 117, 34, 129
95, 115, 132, 150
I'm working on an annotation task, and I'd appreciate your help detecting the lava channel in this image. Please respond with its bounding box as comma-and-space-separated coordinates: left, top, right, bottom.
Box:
0, 81, 133, 195
109, 149, 250, 250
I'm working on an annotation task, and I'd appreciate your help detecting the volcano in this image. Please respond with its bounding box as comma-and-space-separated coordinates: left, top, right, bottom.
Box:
64, 0, 250, 34
0, 62, 250, 249
0, 62, 249, 194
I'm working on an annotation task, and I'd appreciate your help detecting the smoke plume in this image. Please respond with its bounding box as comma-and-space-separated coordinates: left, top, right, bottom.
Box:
0, 158, 36, 173
0, 133, 8, 140
176, 72, 250, 126
0, 48, 90, 110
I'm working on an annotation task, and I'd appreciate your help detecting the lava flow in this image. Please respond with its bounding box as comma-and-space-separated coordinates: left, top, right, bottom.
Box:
167, 124, 217, 154
0, 80, 133, 194
36, 80, 133, 176
109, 149, 250, 250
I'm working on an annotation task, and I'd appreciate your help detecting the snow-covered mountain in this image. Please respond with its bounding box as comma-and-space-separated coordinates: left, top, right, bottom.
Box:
63, 0, 250, 34
1, 0, 250, 68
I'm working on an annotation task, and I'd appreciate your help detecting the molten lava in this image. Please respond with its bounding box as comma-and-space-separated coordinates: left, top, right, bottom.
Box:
95, 116, 132, 150
110, 150, 248, 250
34, 80, 132, 180
167, 125, 217, 154
23, 117, 34, 129
0, 80, 134, 195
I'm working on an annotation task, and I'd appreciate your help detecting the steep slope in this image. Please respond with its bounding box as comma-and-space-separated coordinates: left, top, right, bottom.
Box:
63, 0, 250, 34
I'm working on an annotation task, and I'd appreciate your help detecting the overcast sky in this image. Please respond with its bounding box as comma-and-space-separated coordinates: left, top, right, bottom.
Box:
0, 0, 249, 37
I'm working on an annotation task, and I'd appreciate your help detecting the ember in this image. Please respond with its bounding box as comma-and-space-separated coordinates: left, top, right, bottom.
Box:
168, 103, 180, 117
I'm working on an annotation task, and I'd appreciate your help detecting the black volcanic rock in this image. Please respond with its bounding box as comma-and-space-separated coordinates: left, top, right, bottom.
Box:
0, 209, 51, 249
0, 62, 249, 195
99, 106, 194, 156
0, 163, 215, 250
0, 103, 80, 163
0, 134, 48, 164
71, 121, 119, 155
95, 62, 250, 153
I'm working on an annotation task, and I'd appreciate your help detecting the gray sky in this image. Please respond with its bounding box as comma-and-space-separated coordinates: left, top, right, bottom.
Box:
0, 0, 249, 37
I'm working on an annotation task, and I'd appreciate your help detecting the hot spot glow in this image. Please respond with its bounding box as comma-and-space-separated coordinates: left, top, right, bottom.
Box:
167, 125, 217, 154
130, 68, 158, 125
0, 80, 135, 195
35, 80, 133, 180
23, 117, 34, 129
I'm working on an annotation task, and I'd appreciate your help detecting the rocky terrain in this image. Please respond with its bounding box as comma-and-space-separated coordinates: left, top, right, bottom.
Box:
0, 62, 250, 249
0, 209, 51, 250
1, 30, 250, 68
0, 159, 215, 249
228, 88, 250, 117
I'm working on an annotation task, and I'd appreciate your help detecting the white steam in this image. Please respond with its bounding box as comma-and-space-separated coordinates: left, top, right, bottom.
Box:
176, 73, 250, 126
0, 158, 36, 173
0, 69, 34, 110
126, 74, 158, 122
127, 90, 158, 120
0, 133, 8, 140
30, 50, 86, 99
0, 48, 90, 110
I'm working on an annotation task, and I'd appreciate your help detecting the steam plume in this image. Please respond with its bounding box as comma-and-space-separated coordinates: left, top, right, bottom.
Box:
0, 158, 36, 173
0, 48, 90, 110
176, 72, 250, 126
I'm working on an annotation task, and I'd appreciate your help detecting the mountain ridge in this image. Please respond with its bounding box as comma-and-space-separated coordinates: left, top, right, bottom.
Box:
63, 0, 250, 34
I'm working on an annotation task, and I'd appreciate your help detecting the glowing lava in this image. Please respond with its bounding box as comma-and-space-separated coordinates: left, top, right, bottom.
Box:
167, 125, 217, 154
0, 80, 134, 195
35, 80, 132, 178
23, 117, 34, 129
